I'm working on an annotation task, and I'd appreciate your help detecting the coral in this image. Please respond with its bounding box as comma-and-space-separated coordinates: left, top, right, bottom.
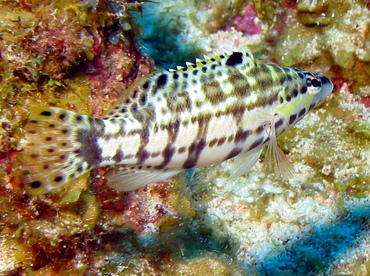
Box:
136, 0, 246, 68
227, 4, 263, 35
0, 0, 150, 274
268, 0, 370, 98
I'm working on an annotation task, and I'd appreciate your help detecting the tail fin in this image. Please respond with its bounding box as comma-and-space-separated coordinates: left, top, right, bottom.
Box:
21, 106, 104, 195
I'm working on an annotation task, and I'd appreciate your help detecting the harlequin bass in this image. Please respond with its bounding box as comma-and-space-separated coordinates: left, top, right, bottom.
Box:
21, 51, 333, 194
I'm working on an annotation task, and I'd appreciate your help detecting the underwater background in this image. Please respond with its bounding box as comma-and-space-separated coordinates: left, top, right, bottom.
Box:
0, 0, 370, 275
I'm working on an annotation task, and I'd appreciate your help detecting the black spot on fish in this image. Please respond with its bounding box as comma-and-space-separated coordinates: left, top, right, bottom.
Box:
62, 129, 69, 134
226, 52, 243, 66
157, 74, 168, 87
193, 69, 199, 75
202, 67, 207, 73
143, 80, 150, 89
131, 90, 138, 99
59, 113, 66, 120
289, 114, 297, 124
308, 103, 316, 111
76, 115, 83, 122
140, 94, 147, 105
30, 181, 42, 188
54, 176, 63, 182
40, 111, 52, 116
301, 86, 307, 94
173, 73, 179, 80
47, 149, 54, 153
298, 108, 306, 117
45, 137, 52, 141
43, 164, 49, 169
292, 89, 298, 98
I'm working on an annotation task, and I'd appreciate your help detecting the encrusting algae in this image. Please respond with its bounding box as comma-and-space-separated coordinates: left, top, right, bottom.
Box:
1, 0, 370, 275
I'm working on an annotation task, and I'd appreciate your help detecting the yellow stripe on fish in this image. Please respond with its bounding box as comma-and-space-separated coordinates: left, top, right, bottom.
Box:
21, 51, 333, 195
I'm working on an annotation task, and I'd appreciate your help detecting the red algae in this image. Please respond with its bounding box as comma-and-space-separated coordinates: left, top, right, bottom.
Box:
229, 4, 262, 35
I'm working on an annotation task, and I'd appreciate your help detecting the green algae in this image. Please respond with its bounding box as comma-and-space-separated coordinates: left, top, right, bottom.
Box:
345, 120, 370, 140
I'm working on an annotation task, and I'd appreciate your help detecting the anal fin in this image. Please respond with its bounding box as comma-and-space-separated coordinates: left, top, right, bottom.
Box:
226, 147, 264, 181
106, 166, 182, 191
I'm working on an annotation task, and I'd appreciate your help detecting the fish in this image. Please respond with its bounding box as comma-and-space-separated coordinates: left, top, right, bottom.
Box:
21, 51, 333, 195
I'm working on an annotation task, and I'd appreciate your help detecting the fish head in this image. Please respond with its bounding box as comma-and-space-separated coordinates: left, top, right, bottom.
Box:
274, 68, 334, 127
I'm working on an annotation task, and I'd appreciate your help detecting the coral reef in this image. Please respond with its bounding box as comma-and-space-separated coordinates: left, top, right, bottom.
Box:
137, 0, 248, 68
0, 0, 370, 275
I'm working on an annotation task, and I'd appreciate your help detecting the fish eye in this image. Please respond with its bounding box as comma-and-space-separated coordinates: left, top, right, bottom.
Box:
307, 76, 322, 94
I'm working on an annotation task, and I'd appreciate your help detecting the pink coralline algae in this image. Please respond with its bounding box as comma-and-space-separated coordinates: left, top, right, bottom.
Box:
228, 4, 262, 35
